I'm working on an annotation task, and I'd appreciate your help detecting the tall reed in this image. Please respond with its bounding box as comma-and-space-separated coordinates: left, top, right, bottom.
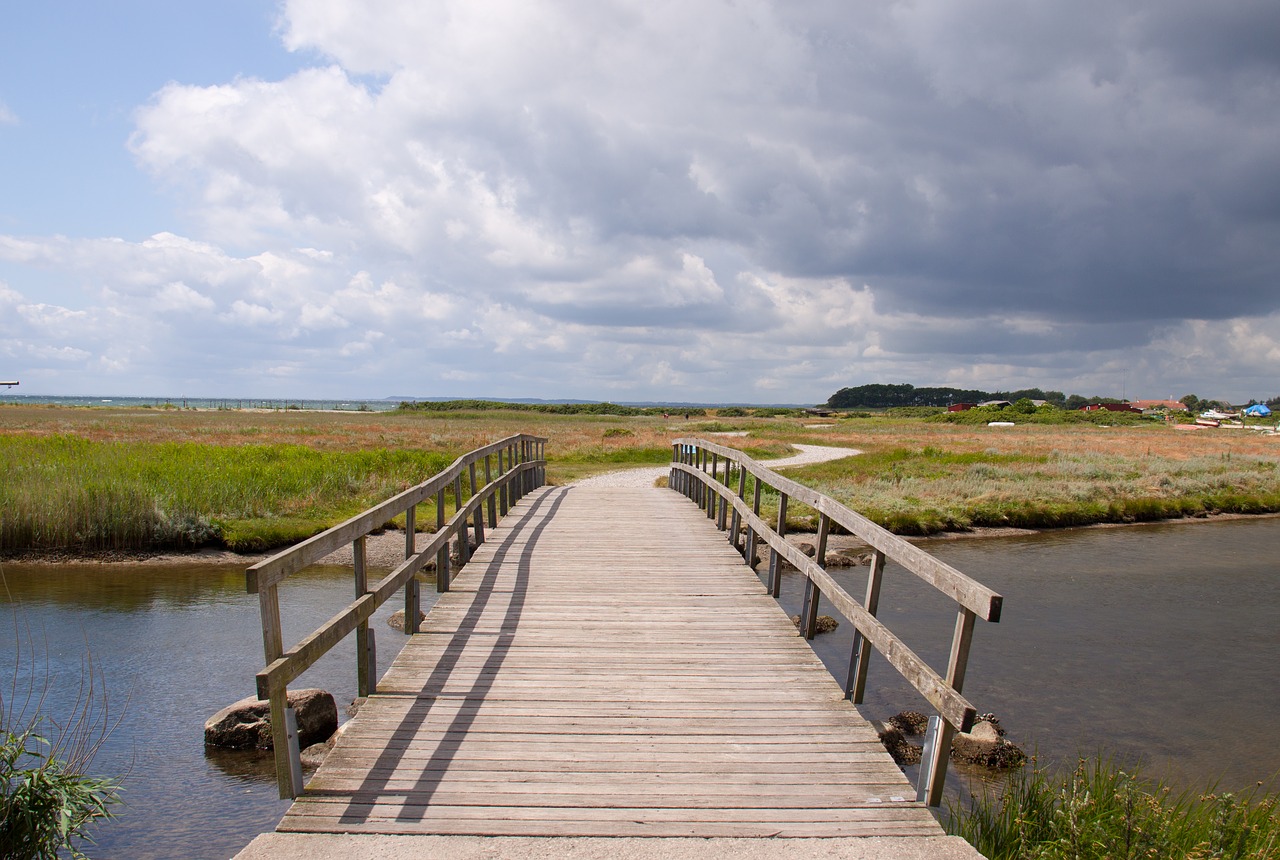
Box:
0, 435, 452, 552
948, 757, 1280, 859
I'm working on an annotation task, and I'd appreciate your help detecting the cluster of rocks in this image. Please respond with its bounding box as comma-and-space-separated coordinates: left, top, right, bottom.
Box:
878, 710, 1026, 770
788, 613, 840, 634
785, 540, 878, 569
387, 608, 427, 631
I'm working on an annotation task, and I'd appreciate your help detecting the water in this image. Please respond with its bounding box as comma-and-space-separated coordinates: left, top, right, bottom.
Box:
1, 519, 1277, 857
0, 562, 434, 859
0, 393, 402, 411
772, 517, 1280, 795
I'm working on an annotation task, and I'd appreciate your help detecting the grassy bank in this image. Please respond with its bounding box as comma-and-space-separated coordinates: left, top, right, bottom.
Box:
2, 403, 1278, 553
0, 405, 792, 553
948, 757, 1280, 859
776, 444, 1280, 535
0, 435, 454, 552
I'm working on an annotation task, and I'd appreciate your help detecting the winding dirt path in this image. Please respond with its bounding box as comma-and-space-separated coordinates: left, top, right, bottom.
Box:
571, 442, 861, 489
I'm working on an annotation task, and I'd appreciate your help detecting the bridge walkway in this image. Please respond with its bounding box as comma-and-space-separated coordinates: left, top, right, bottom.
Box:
274, 485, 945, 839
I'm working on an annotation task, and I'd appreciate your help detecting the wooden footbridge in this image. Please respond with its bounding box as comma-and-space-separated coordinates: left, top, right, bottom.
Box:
245, 435, 1001, 842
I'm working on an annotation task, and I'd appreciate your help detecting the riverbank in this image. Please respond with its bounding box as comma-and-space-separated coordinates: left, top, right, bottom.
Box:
6, 404, 1280, 561
8, 502, 1277, 569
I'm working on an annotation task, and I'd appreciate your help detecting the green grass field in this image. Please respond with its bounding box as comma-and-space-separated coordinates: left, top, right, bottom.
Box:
1, 403, 1278, 554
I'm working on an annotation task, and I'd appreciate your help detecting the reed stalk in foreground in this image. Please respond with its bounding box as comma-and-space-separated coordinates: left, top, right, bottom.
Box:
947, 756, 1280, 859
1, 604, 124, 859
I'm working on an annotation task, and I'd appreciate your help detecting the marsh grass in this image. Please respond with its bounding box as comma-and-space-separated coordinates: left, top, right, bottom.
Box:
948, 757, 1280, 859
0, 406, 731, 552
4, 405, 1280, 550
0, 435, 453, 552
783, 446, 1280, 535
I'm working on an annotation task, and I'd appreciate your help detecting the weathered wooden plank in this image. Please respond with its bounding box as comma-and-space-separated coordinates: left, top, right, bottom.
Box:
273, 484, 943, 840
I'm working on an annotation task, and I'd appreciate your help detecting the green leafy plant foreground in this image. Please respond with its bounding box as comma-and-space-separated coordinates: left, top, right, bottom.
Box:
1, 723, 121, 859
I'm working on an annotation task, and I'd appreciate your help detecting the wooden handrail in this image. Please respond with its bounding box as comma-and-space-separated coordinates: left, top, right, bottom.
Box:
247, 433, 547, 798
669, 437, 1002, 807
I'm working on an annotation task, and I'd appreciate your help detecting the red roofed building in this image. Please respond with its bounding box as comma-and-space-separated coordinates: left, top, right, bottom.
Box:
1131, 399, 1189, 411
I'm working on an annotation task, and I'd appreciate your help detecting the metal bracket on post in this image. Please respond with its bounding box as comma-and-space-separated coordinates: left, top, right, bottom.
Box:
362, 628, 377, 696
284, 706, 304, 799
801, 578, 820, 640
916, 715, 943, 803
404, 577, 420, 635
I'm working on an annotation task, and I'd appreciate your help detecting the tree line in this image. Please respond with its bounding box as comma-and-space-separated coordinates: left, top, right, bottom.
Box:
826, 384, 1069, 409
827, 384, 1273, 412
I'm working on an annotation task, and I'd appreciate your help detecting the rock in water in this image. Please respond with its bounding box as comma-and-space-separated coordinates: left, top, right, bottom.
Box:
951, 717, 1026, 769
789, 614, 840, 634
889, 711, 930, 735
204, 689, 338, 750
388, 608, 426, 631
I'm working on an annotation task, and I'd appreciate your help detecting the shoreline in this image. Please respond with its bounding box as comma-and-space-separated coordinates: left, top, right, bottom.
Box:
6, 508, 1278, 569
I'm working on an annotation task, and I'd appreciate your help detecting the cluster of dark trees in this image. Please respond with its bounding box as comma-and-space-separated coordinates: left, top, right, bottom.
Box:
827, 384, 1271, 412
826, 384, 1069, 409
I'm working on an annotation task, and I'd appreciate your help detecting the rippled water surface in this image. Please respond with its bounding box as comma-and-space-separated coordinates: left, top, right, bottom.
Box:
2, 517, 1277, 858
0, 562, 430, 860
773, 517, 1280, 794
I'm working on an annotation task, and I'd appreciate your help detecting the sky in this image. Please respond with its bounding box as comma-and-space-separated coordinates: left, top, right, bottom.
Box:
1, 1, 1278, 404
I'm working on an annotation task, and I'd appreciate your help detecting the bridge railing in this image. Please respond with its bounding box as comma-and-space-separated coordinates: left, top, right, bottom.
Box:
246, 433, 547, 798
669, 437, 1002, 807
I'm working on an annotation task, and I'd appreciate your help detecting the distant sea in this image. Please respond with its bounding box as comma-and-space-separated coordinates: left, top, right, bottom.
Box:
0, 393, 402, 411
0, 392, 813, 411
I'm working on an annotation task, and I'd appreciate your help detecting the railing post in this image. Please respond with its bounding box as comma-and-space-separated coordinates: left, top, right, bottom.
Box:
707, 454, 718, 519
768, 494, 788, 597
269, 685, 301, 799
918, 607, 977, 806
730, 462, 746, 549
485, 455, 497, 529
470, 461, 485, 546
403, 506, 420, 634
513, 442, 523, 501
745, 478, 762, 567
354, 536, 376, 697
800, 513, 830, 640
258, 585, 284, 665
498, 447, 509, 516
716, 458, 729, 531
405, 503, 416, 560
436, 488, 450, 592
846, 549, 885, 702
454, 473, 470, 565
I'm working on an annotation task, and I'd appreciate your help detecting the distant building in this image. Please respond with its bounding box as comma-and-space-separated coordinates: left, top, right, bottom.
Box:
979, 400, 1012, 408
947, 403, 976, 412
1131, 399, 1188, 411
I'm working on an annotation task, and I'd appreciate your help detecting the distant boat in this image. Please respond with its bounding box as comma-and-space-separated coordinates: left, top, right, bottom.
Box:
1195, 417, 1220, 428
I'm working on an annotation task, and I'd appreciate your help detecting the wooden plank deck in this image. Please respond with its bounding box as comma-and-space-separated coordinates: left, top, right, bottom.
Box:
277, 485, 944, 838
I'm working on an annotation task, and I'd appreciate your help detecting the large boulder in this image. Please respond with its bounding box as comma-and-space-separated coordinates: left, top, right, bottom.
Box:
204, 689, 338, 750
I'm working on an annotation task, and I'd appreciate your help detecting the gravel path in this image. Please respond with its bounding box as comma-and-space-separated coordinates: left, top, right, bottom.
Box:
570, 442, 861, 489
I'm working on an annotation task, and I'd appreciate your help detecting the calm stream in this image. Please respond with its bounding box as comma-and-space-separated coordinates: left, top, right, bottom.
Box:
1, 517, 1277, 858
